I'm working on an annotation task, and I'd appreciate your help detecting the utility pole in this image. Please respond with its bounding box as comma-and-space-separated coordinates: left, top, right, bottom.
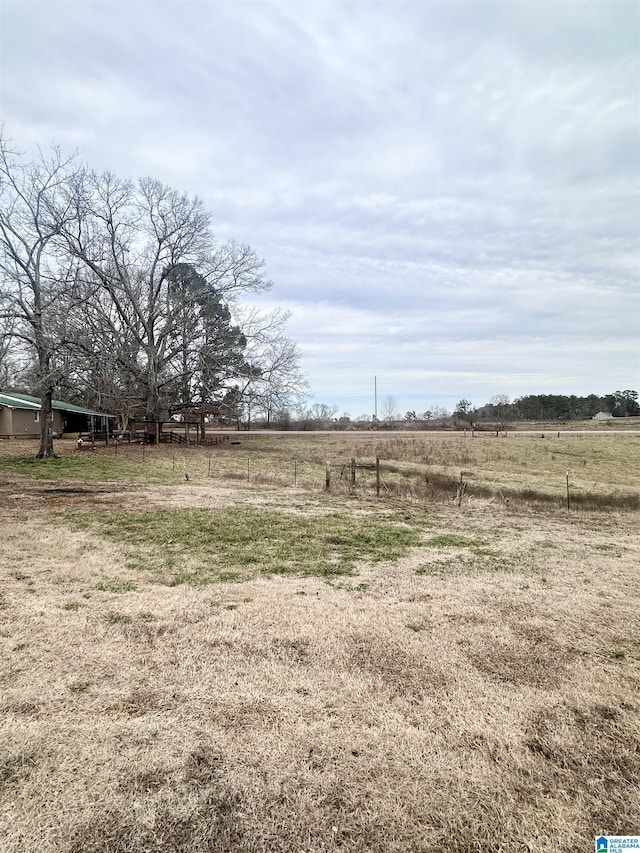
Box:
374, 375, 377, 421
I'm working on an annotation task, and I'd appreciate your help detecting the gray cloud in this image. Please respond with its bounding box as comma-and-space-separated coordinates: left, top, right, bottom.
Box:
1, 0, 638, 412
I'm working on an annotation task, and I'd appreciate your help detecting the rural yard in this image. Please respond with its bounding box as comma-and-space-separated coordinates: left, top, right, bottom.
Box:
0, 432, 639, 852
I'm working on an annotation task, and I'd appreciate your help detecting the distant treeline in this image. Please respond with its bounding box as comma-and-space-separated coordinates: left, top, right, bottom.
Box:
241, 390, 639, 430
472, 390, 639, 422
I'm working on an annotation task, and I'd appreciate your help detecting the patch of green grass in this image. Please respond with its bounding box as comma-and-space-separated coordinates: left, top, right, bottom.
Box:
594, 543, 625, 555
165, 572, 196, 587
104, 611, 132, 625
68, 681, 91, 693
415, 563, 445, 576
415, 550, 512, 576
96, 579, 138, 593
125, 557, 153, 572
424, 533, 487, 548
138, 612, 155, 621
608, 648, 628, 660
64, 506, 424, 584
0, 453, 169, 484
469, 546, 513, 572
471, 546, 501, 559
218, 571, 243, 583
61, 600, 85, 611
314, 561, 355, 577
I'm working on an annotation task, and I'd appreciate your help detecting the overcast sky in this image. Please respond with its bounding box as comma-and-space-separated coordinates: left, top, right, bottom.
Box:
1, 0, 638, 416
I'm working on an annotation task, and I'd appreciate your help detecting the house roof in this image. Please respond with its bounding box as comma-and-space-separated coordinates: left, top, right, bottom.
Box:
0, 391, 115, 418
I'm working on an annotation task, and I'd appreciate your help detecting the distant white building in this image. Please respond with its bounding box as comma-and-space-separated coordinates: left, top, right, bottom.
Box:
593, 411, 614, 420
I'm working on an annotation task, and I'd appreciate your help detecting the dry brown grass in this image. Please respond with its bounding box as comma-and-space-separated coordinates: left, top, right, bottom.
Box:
2, 430, 639, 509
0, 438, 639, 851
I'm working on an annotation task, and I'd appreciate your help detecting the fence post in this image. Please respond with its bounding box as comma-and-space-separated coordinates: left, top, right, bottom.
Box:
376, 457, 380, 497
247, 458, 251, 483
325, 461, 331, 491
566, 471, 570, 511
350, 457, 356, 489
294, 459, 297, 486
208, 454, 211, 476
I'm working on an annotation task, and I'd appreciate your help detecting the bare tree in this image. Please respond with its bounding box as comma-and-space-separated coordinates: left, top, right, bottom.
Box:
232, 306, 308, 426
431, 406, 451, 422
291, 402, 337, 430
308, 403, 338, 428
0, 135, 80, 456
0, 137, 305, 445
381, 395, 399, 424
489, 394, 511, 427
62, 292, 144, 430
422, 406, 451, 423
60, 172, 271, 433
0, 313, 17, 386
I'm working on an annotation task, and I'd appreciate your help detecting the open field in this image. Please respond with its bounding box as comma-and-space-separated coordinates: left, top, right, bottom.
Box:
5, 428, 636, 509
1, 436, 639, 852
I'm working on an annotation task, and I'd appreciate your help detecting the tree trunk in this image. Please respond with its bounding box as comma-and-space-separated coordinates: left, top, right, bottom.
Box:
145, 351, 162, 441
36, 387, 56, 458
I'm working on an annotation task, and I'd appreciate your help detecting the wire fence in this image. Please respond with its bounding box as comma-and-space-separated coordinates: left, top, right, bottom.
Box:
98, 441, 640, 513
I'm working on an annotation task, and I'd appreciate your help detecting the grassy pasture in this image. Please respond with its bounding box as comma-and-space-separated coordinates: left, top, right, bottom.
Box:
0, 434, 639, 852
3, 429, 638, 506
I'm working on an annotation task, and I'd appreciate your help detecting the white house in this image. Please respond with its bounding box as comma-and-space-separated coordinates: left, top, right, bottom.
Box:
593, 411, 614, 421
